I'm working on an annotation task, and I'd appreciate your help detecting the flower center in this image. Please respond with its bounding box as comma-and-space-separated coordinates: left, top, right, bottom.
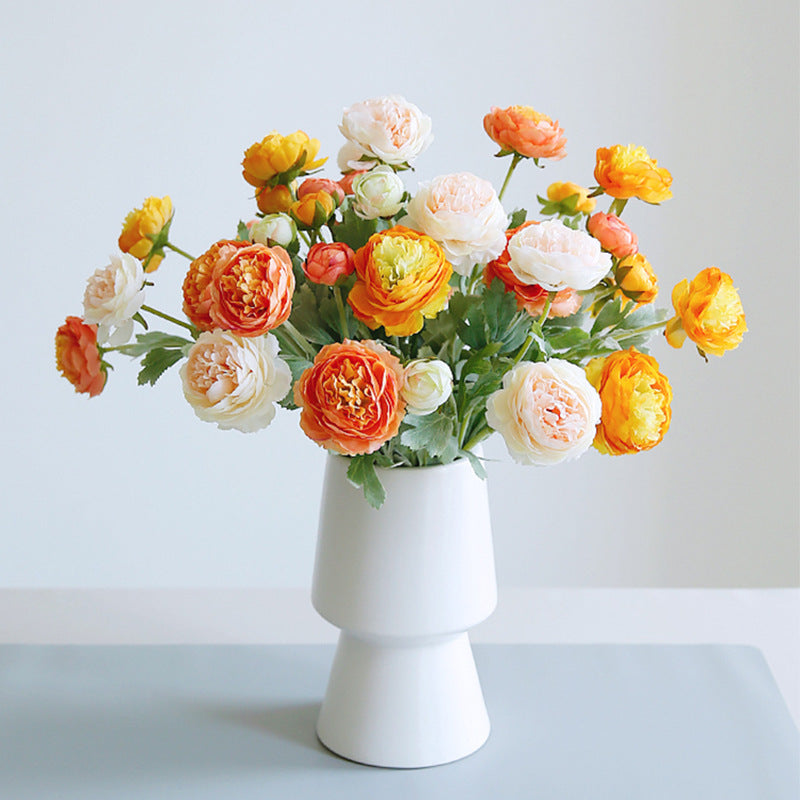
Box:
372, 237, 426, 290
530, 378, 586, 444
189, 344, 237, 398
322, 358, 376, 421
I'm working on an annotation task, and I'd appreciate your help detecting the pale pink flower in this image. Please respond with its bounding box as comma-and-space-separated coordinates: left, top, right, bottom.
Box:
82, 252, 145, 345
587, 212, 639, 259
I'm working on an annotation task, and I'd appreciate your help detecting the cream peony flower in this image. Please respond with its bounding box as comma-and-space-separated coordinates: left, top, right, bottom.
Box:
507, 219, 612, 291
82, 252, 145, 345
338, 95, 433, 169
401, 359, 453, 415
352, 166, 405, 219
180, 331, 291, 433
249, 213, 296, 247
486, 359, 601, 465
404, 172, 507, 275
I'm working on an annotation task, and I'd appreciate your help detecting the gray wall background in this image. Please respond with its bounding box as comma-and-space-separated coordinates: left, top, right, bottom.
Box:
2, 0, 797, 588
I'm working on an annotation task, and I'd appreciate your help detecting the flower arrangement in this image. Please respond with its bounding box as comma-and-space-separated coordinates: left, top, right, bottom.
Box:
56, 95, 747, 507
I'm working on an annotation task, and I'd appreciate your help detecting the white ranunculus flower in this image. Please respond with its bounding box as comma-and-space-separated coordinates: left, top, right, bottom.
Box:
486, 359, 601, 465
352, 166, 405, 220
507, 219, 612, 291
180, 331, 291, 433
339, 95, 433, 169
82, 252, 146, 345
403, 172, 507, 275
401, 359, 453, 415
249, 213, 297, 247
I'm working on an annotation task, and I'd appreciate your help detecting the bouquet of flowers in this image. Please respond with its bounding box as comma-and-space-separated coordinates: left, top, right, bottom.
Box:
56, 96, 747, 507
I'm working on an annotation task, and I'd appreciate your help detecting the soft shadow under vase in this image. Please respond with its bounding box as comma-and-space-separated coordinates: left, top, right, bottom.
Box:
311, 453, 497, 768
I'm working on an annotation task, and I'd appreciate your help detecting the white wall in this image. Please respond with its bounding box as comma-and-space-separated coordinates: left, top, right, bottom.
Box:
1, 0, 797, 588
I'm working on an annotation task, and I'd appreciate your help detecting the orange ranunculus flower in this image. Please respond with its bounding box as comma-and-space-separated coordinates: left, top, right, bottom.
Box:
546, 181, 596, 214
483, 106, 567, 160
290, 190, 336, 228
615, 252, 658, 306
242, 130, 326, 187
594, 144, 672, 204
347, 226, 452, 336
294, 339, 406, 455
664, 267, 746, 357
484, 223, 581, 318
118, 196, 173, 272
256, 184, 294, 215
298, 177, 345, 207
182, 240, 294, 335
585, 348, 672, 455
55, 316, 106, 397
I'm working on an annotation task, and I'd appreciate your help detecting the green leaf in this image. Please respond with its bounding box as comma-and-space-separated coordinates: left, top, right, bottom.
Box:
290, 284, 336, 346
461, 449, 487, 480
591, 296, 625, 335
118, 331, 194, 357
400, 413, 456, 458
346, 455, 386, 509
330, 203, 379, 250
508, 208, 527, 229
237, 220, 250, 241
547, 327, 590, 351
137, 347, 185, 386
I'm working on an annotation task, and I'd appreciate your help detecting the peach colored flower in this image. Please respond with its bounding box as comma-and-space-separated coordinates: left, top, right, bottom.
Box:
294, 339, 406, 455
298, 177, 345, 207
483, 106, 567, 160
404, 172, 507, 275
485, 224, 581, 318
303, 242, 355, 285
82, 252, 145, 345
55, 316, 106, 397
486, 359, 601, 465
587, 212, 639, 259
594, 144, 672, 204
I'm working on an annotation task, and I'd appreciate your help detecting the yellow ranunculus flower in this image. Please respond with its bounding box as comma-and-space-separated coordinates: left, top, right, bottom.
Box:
594, 144, 672, 204
348, 226, 452, 336
546, 181, 596, 214
290, 191, 335, 228
242, 130, 326, 187
118, 195, 173, 272
586, 348, 672, 456
615, 252, 658, 305
665, 267, 746, 357
256, 184, 295, 215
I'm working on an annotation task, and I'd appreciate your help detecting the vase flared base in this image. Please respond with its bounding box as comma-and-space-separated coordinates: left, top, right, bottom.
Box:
316, 631, 490, 768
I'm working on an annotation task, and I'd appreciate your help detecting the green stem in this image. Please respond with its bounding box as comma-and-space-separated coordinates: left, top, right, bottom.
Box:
333, 285, 349, 339
498, 153, 523, 203
536, 291, 556, 329
464, 425, 492, 452
512, 330, 536, 366
297, 229, 312, 248
458, 409, 473, 449
164, 241, 196, 261
615, 320, 669, 341
281, 320, 316, 359
140, 305, 196, 334
608, 198, 628, 217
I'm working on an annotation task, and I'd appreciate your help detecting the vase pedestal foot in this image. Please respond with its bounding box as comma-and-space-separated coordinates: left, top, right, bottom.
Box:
316, 631, 490, 769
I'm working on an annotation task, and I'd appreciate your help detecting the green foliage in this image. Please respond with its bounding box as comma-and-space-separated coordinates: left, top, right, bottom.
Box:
118, 332, 194, 357
137, 348, 185, 386
346, 455, 386, 509
330, 202, 378, 250
508, 208, 528, 229
237, 220, 250, 241
400, 413, 458, 461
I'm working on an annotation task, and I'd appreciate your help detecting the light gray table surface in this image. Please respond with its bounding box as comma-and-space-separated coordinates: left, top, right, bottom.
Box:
0, 644, 797, 799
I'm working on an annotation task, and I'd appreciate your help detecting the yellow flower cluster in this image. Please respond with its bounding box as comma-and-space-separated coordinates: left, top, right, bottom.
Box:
118, 196, 173, 272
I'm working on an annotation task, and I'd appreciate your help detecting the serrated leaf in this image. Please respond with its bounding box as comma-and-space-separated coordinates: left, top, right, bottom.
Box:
346, 455, 386, 509
330, 203, 379, 250
137, 347, 185, 386
118, 331, 194, 357
547, 327, 590, 350
237, 220, 250, 241
290, 285, 336, 345
508, 208, 528, 229
400, 413, 455, 458
591, 297, 624, 335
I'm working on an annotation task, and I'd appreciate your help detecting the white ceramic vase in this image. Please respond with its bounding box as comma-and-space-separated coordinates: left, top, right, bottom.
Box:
311, 453, 497, 768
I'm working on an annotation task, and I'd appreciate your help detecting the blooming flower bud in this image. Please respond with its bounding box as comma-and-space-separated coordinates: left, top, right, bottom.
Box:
615, 252, 658, 306
249, 213, 297, 247
256, 184, 294, 215
298, 178, 345, 207
546, 182, 595, 214
401, 359, 453, 415
303, 242, 355, 285
352, 166, 405, 220
587, 212, 638, 259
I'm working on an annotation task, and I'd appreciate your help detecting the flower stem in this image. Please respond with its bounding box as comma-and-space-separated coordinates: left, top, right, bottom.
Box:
140, 305, 196, 334
608, 198, 628, 217
333, 285, 349, 339
464, 425, 492, 452
164, 241, 196, 261
297, 229, 312, 248
615, 320, 669, 342
281, 320, 316, 359
512, 330, 536, 366
536, 291, 556, 329
498, 154, 523, 203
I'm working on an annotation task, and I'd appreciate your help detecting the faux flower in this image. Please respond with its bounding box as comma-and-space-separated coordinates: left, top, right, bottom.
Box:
615, 253, 658, 306
290, 190, 336, 228
546, 182, 596, 214
256, 184, 294, 215
55, 316, 106, 397
303, 242, 355, 285
506, 219, 612, 291
594, 144, 672, 204
182, 240, 294, 336
82, 253, 145, 345
298, 177, 344, 206
587, 212, 638, 259
486, 359, 601, 465
352, 166, 405, 219
249, 213, 297, 247
404, 172, 507, 275
294, 339, 405, 455
242, 131, 326, 187
483, 106, 567, 161
181, 330, 291, 433
665, 267, 746, 356
401, 359, 453, 415
118, 196, 173, 272
347, 226, 452, 336
339, 168, 368, 195
485, 224, 581, 318
586, 349, 672, 455
338, 95, 433, 169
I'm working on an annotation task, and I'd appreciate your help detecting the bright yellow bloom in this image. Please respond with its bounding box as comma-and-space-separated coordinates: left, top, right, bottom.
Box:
256, 184, 294, 215
615, 252, 658, 305
594, 144, 672, 204
665, 267, 746, 357
348, 226, 452, 336
118, 196, 173, 272
290, 191, 335, 228
546, 181, 596, 214
242, 130, 326, 187
586, 348, 672, 456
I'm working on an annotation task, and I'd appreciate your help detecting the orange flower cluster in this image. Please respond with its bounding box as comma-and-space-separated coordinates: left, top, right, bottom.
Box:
55, 317, 106, 397
594, 145, 672, 204
118, 196, 173, 272
483, 106, 567, 160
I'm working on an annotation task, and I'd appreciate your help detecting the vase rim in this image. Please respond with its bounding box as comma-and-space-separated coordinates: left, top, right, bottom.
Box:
328, 445, 484, 475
